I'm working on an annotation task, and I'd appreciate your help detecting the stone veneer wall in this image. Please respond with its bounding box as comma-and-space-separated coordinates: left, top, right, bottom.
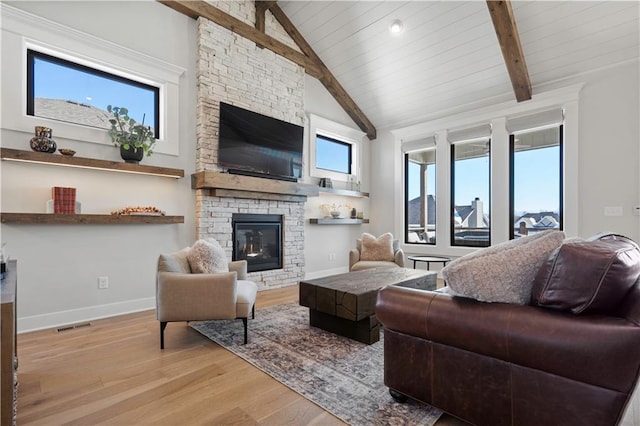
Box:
195, 2, 306, 289
196, 194, 305, 289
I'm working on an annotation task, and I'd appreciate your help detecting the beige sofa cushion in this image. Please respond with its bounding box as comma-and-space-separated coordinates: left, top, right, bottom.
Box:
442, 230, 565, 305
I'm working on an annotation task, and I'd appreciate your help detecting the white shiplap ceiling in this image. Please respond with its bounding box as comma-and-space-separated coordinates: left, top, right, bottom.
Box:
278, 1, 640, 132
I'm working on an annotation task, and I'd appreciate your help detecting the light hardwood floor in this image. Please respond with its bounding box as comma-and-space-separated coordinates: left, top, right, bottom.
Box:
17, 285, 466, 425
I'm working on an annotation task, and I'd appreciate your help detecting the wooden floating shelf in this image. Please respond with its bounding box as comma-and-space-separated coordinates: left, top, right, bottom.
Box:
192, 171, 319, 197
318, 187, 369, 198
309, 218, 369, 225
0, 213, 184, 225
0, 148, 184, 179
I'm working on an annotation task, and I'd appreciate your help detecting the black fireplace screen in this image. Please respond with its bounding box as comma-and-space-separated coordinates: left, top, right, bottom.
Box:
232, 214, 283, 273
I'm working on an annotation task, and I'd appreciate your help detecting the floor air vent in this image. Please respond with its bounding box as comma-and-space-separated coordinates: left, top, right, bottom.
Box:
56, 322, 91, 333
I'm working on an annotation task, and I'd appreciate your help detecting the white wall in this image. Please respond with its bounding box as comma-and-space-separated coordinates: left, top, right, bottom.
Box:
0, 1, 197, 332
370, 60, 640, 257
303, 75, 372, 278
573, 62, 640, 239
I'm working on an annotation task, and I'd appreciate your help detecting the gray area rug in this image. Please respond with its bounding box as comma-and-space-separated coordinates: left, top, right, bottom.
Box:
190, 303, 442, 426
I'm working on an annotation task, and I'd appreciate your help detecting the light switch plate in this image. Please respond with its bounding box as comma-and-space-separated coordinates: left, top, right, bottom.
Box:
604, 206, 623, 217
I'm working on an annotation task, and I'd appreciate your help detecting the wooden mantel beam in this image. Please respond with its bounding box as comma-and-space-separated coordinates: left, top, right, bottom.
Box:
267, 3, 376, 139
486, 0, 532, 102
158, 0, 377, 140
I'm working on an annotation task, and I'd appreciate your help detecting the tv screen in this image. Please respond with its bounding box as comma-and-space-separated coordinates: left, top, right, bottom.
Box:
218, 102, 304, 181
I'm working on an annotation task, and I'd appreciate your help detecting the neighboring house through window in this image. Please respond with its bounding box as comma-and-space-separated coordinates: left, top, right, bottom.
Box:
450, 124, 491, 248
396, 85, 578, 252
403, 137, 436, 245
27, 49, 160, 138
509, 110, 564, 239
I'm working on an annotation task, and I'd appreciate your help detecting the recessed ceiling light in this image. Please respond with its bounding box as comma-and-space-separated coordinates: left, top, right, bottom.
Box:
389, 19, 404, 35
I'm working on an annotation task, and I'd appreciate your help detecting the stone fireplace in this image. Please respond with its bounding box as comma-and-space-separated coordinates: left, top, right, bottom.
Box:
195, 189, 306, 289
194, 5, 308, 290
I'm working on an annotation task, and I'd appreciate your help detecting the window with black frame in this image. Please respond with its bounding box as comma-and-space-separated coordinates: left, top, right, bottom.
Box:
449, 125, 491, 247
405, 146, 436, 244
315, 134, 352, 175
26, 49, 160, 138
508, 110, 564, 239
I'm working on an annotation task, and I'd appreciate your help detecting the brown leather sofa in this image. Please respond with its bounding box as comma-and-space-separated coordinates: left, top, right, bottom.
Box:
376, 236, 640, 426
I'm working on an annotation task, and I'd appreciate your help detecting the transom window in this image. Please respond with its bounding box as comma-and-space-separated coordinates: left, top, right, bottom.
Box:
26, 49, 160, 138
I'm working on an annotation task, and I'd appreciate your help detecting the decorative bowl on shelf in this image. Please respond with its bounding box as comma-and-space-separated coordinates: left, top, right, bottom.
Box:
330, 211, 341, 218
58, 149, 76, 157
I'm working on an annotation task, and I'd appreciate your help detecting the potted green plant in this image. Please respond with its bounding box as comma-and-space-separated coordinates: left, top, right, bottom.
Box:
107, 105, 156, 164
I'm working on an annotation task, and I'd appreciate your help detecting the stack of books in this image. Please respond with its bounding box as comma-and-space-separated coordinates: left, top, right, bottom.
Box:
51, 187, 76, 214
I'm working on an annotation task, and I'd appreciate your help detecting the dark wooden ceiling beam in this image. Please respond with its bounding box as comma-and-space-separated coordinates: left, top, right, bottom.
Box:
255, 1, 272, 34
486, 0, 532, 102
267, 3, 376, 139
159, 0, 376, 140
158, 1, 321, 77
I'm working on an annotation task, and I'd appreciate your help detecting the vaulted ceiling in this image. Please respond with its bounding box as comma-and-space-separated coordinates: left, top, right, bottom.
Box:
278, 1, 639, 131
163, 1, 639, 137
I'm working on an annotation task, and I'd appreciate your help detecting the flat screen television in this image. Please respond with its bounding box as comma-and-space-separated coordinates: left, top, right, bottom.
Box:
218, 102, 304, 182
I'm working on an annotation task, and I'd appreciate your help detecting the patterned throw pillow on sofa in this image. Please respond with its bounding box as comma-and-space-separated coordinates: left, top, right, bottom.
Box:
441, 230, 565, 304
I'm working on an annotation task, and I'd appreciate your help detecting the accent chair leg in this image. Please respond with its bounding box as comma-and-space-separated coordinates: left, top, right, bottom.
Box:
242, 318, 248, 344
160, 321, 168, 349
252, 305, 255, 319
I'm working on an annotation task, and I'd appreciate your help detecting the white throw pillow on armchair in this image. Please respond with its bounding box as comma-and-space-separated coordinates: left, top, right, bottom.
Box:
187, 238, 230, 274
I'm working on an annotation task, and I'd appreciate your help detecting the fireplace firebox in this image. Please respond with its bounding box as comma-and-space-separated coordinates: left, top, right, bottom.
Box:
232, 214, 283, 273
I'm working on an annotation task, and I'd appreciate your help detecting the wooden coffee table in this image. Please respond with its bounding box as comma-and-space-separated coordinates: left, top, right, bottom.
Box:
299, 267, 436, 344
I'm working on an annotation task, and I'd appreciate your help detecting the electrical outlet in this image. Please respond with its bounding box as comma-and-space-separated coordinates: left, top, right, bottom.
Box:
328, 253, 337, 261
98, 276, 109, 289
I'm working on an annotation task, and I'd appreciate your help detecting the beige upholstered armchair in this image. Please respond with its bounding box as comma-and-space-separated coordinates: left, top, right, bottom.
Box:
349, 233, 405, 271
156, 246, 257, 349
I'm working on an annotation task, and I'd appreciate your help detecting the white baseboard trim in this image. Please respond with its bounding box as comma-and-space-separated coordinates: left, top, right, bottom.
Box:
17, 297, 156, 333
304, 267, 349, 280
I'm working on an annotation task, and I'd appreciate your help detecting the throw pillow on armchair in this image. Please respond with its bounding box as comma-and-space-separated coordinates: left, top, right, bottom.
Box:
360, 232, 395, 261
